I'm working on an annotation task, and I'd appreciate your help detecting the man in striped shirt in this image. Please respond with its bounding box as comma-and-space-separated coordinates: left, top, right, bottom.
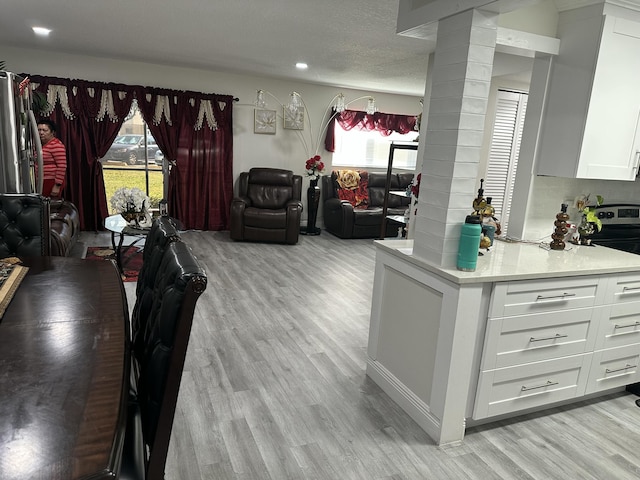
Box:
38, 120, 67, 199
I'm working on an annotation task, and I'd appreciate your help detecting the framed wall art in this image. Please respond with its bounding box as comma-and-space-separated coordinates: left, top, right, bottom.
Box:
254, 109, 277, 134
283, 105, 304, 130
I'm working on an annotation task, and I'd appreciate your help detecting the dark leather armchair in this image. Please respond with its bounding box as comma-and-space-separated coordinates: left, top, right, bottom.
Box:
49, 199, 80, 256
0, 193, 51, 257
230, 168, 303, 244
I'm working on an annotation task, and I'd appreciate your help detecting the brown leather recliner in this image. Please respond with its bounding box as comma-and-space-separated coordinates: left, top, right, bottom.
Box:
230, 168, 303, 244
49, 199, 80, 256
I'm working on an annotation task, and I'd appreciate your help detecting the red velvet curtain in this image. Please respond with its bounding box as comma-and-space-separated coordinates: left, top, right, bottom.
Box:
27, 75, 134, 230
134, 87, 182, 165
324, 109, 418, 152
170, 93, 234, 230
26, 75, 234, 231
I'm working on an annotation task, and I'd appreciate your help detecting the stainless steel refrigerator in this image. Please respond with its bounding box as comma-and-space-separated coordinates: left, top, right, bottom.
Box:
0, 71, 43, 194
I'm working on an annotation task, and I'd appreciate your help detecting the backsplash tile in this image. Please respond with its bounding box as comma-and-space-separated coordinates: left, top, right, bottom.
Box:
523, 175, 640, 239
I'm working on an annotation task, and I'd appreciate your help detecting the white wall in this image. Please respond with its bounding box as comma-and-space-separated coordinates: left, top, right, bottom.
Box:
3, 46, 422, 223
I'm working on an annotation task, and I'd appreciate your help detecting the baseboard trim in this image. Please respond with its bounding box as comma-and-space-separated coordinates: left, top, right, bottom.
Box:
366, 358, 443, 444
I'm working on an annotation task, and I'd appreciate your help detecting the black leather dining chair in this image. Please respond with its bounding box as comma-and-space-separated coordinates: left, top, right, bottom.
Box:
131, 215, 182, 363
120, 240, 207, 480
0, 193, 51, 257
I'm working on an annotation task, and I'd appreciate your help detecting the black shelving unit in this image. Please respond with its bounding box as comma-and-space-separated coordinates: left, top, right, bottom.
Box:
379, 142, 419, 239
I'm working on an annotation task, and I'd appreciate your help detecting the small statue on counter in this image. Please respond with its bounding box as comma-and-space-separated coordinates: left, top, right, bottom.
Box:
550, 204, 569, 250
472, 179, 501, 249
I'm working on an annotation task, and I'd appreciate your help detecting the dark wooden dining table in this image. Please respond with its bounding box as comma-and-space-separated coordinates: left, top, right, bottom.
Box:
0, 256, 130, 480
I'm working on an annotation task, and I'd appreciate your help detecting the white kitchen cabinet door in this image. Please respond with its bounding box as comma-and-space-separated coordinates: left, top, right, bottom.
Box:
481, 306, 600, 370
578, 16, 640, 179
537, 11, 640, 181
585, 344, 640, 394
474, 354, 591, 419
488, 276, 603, 318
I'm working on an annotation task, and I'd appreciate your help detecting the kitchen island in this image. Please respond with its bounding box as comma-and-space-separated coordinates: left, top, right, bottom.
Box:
367, 238, 640, 445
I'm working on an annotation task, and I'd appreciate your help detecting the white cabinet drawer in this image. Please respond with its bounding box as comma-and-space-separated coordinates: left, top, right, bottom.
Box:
489, 277, 603, 318
585, 344, 640, 394
482, 307, 600, 370
605, 273, 640, 305
473, 354, 591, 420
596, 302, 640, 350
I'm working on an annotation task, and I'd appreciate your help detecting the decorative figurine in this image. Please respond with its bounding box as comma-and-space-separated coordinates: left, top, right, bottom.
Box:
550, 203, 569, 250
472, 179, 501, 248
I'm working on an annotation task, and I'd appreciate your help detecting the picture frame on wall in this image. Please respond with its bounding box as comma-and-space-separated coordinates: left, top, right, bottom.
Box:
283, 105, 304, 130
254, 109, 277, 134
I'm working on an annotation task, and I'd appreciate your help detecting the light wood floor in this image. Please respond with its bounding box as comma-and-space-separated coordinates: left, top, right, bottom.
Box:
82, 230, 640, 479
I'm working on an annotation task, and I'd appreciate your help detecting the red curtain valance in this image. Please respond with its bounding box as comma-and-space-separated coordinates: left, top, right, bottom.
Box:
324, 109, 418, 152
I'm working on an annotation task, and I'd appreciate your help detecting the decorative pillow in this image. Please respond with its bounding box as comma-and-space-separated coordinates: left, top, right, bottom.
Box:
335, 170, 369, 209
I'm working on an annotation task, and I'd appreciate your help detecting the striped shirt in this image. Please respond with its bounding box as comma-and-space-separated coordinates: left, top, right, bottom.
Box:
41, 137, 67, 186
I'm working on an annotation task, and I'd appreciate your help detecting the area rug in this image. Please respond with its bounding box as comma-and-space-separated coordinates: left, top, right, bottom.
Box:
85, 246, 143, 282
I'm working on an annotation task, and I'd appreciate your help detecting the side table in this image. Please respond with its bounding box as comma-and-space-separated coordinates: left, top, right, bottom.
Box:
104, 214, 150, 274
300, 179, 321, 236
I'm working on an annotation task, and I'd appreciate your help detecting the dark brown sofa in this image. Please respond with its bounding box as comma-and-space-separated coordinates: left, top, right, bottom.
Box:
230, 168, 303, 244
322, 170, 413, 239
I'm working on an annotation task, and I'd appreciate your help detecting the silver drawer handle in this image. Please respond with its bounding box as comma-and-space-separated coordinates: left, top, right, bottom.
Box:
521, 380, 559, 392
529, 333, 568, 343
614, 321, 640, 330
621, 286, 640, 293
535, 293, 576, 302
605, 364, 637, 375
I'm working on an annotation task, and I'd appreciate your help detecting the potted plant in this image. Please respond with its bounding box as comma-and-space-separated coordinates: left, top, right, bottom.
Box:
575, 194, 603, 244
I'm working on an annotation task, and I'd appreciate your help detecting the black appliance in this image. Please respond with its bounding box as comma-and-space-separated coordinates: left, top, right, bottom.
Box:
586, 203, 640, 254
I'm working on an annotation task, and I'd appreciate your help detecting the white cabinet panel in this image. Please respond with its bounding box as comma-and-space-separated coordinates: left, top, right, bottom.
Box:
474, 354, 591, 419
489, 276, 602, 318
585, 344, 640, 394
537, 11, 640, 181
482, 306, 600, 370
596, 302, 640, 350
604, 272, 640, 305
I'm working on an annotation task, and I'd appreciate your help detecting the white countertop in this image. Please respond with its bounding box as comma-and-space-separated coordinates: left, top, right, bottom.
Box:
374, 238, 640, 284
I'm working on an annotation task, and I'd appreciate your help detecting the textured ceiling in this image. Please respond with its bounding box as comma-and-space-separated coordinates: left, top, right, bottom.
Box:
0, 0, 593, 96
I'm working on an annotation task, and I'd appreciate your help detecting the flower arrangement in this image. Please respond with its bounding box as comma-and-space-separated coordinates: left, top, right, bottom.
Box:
406, 172, 422, 217
408, 173, 421, 199
305, 155, 325, 180
110, 187, 150, 215
574, 193, 603, 237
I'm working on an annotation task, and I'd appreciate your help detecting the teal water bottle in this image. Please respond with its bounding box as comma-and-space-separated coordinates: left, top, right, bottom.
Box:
457, 215, 482, 271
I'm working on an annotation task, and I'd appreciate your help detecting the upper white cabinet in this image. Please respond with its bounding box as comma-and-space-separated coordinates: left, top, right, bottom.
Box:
537, 7, 640, 181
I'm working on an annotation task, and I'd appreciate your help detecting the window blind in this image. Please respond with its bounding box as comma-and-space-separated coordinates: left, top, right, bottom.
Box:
484, 89, 528, 233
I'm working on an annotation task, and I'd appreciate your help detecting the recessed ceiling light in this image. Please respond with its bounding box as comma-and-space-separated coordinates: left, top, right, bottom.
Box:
32, 27, 52, 36
295, 62, 308, 70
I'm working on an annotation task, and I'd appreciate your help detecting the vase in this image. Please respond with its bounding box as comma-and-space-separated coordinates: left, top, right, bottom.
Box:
301, 178, 321, 236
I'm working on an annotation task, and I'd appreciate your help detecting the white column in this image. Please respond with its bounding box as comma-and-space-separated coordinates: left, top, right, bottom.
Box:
412, 8, 498, 267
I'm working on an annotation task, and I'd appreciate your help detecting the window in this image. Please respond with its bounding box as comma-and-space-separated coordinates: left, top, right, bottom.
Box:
331, 123, 419, 169
484, 89, 528, 234
99, 103, 167, 213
